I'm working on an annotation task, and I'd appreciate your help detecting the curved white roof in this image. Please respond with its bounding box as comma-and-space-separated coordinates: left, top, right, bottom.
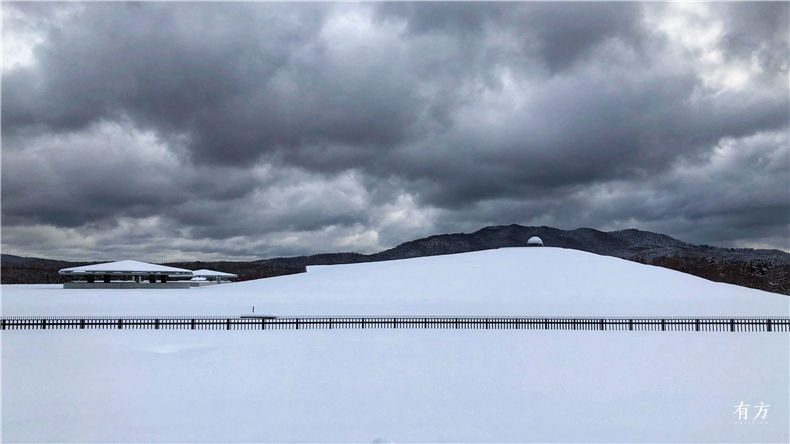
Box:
527, 236, 544, 245
59, 260, 193, 276
192, 269, 238, 278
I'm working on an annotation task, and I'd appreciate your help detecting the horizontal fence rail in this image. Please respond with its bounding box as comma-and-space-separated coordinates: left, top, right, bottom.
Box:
1, 316, 788, 332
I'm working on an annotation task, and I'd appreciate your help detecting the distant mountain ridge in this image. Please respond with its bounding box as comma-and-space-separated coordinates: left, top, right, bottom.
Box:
256, 225, 789, 294
2, 224, 789, 294
0, 254, 45, 265
259, 224, 789, 265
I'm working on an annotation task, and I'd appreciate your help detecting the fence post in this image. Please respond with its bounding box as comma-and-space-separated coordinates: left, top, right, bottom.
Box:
118, 319, 123, 330
695, 319, 700, 332
628, 319, 633, 331
41, 319, 46, 330
661, 319, 666, 331
1, 319, 5, 330
767, 319, 772, 332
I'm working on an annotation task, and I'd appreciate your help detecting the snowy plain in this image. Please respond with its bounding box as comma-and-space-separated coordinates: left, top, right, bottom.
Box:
2, 247, 789, 442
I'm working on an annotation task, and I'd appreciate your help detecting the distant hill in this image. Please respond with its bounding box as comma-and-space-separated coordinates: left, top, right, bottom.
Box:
0, 254, 34, 265
376, 225, 790, 263
0, 257, 99, 284
257, 225, 790, 294
3, 224, 788, 294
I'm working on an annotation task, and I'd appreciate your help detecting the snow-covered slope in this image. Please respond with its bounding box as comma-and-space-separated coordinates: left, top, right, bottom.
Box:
2, 247, 787, 317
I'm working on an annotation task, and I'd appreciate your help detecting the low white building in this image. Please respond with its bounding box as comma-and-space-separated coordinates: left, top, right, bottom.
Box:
58, 260, 194, 289
191, 269, 238, 284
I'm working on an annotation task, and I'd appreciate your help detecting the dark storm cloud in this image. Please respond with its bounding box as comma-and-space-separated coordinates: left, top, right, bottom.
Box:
372, 2, 787, 210
1, 128, 260, 228
376, 2, 645, 73
718, 2, 789, 75
3, 2, 651, 173
375, 2, 504, 35
392, 75, 785, 209
510, 2, 645, 73
1, 2, 788, 260
2, 2, 421, 168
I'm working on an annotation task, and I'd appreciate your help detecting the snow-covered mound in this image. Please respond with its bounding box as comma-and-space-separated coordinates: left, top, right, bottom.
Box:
2, 247, 787, 317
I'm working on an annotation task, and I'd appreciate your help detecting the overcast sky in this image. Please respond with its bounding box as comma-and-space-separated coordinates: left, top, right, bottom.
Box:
2, 2, 788, 262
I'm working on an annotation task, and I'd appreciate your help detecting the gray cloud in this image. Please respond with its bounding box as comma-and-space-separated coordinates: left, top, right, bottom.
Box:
2, 2, 788, 261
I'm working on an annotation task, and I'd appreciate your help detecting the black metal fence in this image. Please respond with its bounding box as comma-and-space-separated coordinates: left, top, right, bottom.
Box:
1, 316, 788, 332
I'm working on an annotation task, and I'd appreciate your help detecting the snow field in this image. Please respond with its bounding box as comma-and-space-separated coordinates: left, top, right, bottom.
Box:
2, 329, 788, 443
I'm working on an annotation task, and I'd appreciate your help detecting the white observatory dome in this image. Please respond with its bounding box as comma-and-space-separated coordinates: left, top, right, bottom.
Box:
527, 236, 544, 246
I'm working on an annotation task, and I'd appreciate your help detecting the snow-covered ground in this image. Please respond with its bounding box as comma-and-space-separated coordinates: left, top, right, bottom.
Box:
2, 248, 789, 442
